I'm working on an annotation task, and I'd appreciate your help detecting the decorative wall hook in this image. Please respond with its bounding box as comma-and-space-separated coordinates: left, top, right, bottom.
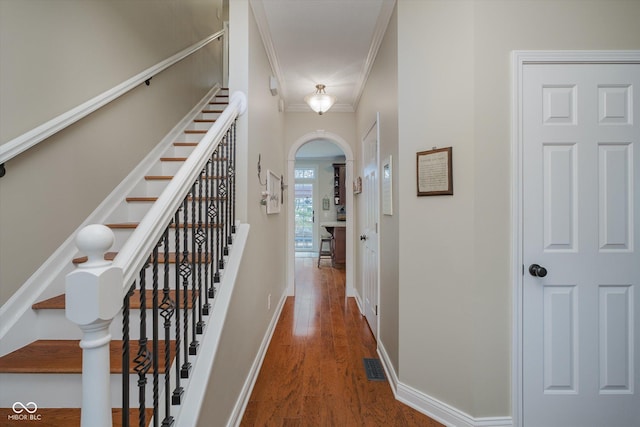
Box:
257, 154, 266, 186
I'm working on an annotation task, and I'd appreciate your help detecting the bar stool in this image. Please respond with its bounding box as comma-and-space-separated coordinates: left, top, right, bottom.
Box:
318, 236, 333, 267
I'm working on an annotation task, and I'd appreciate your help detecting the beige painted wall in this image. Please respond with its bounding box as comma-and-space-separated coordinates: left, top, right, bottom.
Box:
396, 0, 640, 419
0, 0, 224, 306
197, 1, 287, 425
284, 112, 358, 151
355, 4, 400, 374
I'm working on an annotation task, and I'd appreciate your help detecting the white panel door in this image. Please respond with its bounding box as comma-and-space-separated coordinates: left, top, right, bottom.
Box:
362, 120, 379, 338
523, 63, 639, 427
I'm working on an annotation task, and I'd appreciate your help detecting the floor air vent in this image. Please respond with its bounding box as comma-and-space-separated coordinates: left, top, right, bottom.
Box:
363, 358, 386, 381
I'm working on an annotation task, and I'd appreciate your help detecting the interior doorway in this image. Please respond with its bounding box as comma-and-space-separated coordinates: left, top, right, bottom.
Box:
286, 132, 355, 297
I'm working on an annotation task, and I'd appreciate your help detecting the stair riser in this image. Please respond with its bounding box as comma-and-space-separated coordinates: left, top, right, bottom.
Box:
0, 373, 170, 409
199, 111, 221, 121
142, 179, 171, 196
187, 122, 214, 131
110, 228, 230, 253
179, 133, 204, 143
121, 202, 227, 223
171, 144, 197, 157
36, 307, 210, 342
158, 160, 186, 176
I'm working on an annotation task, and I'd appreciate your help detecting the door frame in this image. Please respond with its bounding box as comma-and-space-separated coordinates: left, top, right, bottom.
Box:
286, 131, 355, 297
511, 50, 640, 427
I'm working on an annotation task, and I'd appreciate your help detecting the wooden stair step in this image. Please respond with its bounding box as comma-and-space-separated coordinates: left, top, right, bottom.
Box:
202, 109, 224, 114
33, 289, 199, 310
184, 130, 207, 134
194, 119, 216, 123
171, 141, 226, 147
126, 196, 225, 203
0, 408, 153, 427
70, 251, 211, 265
106, 222, 222, 229
144, 175, 227, 181
0, 340, 174, 374
144, 175, 228, 182
160, 157, 187, 162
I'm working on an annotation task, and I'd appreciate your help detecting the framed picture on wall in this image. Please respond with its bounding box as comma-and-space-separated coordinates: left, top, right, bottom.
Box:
382, 156, 393, 215
416, 147, 453, 196
266, 170, 281, 214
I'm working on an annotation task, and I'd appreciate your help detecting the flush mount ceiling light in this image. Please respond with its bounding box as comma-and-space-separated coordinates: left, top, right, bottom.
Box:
304, 84, 336, 115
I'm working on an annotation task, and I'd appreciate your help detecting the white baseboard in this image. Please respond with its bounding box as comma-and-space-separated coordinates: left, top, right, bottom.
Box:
378, 343, 512, 427
228, 290, 287, 427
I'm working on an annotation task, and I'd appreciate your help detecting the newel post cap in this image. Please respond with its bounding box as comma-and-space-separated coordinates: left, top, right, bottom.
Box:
231, 91, 248, 116
65, 225, 122, 326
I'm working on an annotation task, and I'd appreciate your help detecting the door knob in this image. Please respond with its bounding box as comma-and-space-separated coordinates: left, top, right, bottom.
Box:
529, 264, 547, 278
360, 235, 367, 241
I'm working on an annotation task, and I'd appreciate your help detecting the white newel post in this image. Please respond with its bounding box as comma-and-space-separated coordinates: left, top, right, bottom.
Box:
66, 224, 123, 427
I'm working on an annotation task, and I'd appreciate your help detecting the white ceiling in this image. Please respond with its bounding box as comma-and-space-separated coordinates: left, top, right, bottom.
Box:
250, 0, 395, 113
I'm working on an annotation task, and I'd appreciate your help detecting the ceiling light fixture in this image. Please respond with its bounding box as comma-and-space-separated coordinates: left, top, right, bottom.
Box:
304, 84, 336, 115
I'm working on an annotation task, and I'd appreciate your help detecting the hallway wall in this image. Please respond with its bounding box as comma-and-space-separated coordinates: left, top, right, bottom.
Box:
197, 2, 286, 425
355, 3, 400, 376
0, 0, 224, 306
396, 0, 640, 420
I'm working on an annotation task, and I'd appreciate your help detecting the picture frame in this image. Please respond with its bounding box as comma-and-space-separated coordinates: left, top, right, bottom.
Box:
353, 176, 362, 194
322, 196, 330, 210
382, 156, 393, 215
266, 170, 281, 214
416, 147, 453, 196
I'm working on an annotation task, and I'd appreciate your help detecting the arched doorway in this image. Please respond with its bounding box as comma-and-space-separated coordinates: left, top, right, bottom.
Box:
286, 131, 355, 297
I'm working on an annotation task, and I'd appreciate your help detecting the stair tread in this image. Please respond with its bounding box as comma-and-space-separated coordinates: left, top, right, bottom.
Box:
126, 196, 223, 202
0, 408, 153, 427
160, 157, 187, 161
33, 288, 200, 310
106, 222, 223, 229
0, 340, 175, 373
144, 175, 226, 181
70, 251, 211, 264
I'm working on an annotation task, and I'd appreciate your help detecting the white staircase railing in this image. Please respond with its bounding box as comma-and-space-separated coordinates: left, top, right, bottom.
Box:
0, 30, 225, 179
65, 91, 246, 427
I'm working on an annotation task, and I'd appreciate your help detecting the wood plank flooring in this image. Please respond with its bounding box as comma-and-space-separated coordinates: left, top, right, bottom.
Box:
240, 257, 443, 427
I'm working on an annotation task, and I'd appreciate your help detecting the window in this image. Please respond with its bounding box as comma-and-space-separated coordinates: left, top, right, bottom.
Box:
294, 168, 315, 180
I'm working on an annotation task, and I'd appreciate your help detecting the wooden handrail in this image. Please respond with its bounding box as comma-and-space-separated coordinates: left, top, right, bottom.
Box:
0, 29, 225, 178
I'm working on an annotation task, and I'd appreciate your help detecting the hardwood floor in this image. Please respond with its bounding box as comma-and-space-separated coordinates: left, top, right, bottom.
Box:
240, 257, 443, 427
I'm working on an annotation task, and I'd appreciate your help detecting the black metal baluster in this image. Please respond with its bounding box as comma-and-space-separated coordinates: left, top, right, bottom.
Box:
195, 172, 207, 328
180, 197, 192, 376
214, 146, 223, 282
230, 121, 237, 235
189, 182, 200, 355
152, 243, 160, 427
203, 159, 213, 307
172, 213, 183, 405
135, 264, 152, 427
223, 133, 230, 257
208, 151, 219, 290
122, 283, 135, 427
159, 228, 175, 426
